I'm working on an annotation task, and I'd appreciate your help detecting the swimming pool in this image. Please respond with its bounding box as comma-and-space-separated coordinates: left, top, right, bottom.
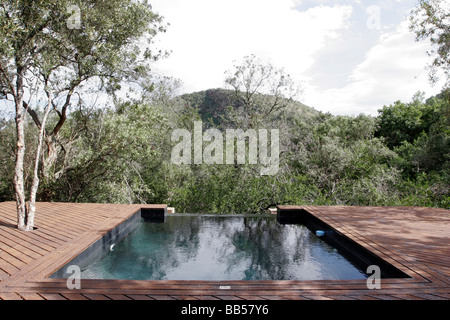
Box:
73, 214, 369, 281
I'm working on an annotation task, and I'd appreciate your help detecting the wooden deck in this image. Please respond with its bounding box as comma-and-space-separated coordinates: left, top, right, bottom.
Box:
0, 202, 448, 301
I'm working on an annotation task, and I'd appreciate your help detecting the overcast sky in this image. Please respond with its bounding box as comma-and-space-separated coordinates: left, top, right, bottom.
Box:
150, 0, 445, 116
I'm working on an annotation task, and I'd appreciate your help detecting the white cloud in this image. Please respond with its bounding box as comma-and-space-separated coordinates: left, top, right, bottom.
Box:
151, 0, 353, 93
303, 20, 444, 116
149, 1, 444, 116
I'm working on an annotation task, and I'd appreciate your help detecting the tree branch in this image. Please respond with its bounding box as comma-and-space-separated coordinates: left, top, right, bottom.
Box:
22, 100, 42, 129
0, 62, 16, 100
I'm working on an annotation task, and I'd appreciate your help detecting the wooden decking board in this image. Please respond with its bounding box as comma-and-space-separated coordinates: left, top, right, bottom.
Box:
0, 264, 11, 279
0, 202, 448, 300
0, 256, 20, 275
82, 293, 112, 300
149, 295, 177, 300
105, 294, 133, 300
258, 295, 292, 300
33, 214, 104, 240
236, 295, 268, 300
60, 292, 89, 300
0, 292, 23, 300
214, 295, 244, 300
2, 207, 77, 244
0, 233, 48, 261
170, 295, 199, 300
38, 293, 67, 300
192, 295, 221, 300
28, 220, 80, 241
125, 294, 155, 300
17, 292, 46, 300
0, 220, 66, 250
326, 295, 357, 300
409, 293, 448, 300
0, 245, 35, 270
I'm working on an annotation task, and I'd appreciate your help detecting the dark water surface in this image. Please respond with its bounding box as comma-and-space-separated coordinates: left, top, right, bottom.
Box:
81, 215, 367, 281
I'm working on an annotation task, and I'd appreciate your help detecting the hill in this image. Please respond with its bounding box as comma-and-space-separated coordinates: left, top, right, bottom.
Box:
179, 88, 319, 126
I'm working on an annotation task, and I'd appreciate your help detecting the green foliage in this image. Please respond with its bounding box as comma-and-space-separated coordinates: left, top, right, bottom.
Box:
410, 0, 450, 87
0, 0, 165, 81
373, 91, 449, 208
154, 89, 448, 212
1, 85, 448, 210
179, 88, 316, 129
376, 93, 429, 149
0, 117, 15, 201
377, 90, 449, 176
46, 101, 169, 203
285, 113, 402, 207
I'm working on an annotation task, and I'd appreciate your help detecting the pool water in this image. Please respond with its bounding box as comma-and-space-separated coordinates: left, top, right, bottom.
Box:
80, 215, 368, 281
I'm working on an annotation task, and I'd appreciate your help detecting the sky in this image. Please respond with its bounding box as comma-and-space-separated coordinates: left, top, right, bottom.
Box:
149, 0, 445, 116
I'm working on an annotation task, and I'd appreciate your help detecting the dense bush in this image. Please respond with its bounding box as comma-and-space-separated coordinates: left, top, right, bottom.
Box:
0, 89, 448, 211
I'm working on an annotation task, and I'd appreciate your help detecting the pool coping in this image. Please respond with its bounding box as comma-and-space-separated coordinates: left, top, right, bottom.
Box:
0, 202, 449, 300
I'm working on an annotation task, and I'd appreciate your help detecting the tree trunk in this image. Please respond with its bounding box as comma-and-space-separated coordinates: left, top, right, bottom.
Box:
13, 66, 28, 231
14, 100, 27, 231
43, 135, 58, 180
27, 91, 53, 231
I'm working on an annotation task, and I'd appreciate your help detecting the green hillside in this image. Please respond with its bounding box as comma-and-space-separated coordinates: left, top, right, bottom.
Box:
179, 88, 319, 126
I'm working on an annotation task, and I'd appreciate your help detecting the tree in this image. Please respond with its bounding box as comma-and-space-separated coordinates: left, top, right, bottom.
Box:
0, 0, 166, 231
380, 91, 450, 176
410, 0, 450, 88
45, 101, 168, 204
224, 54, 303, 128
376, 91, 448, 151
375, 93, 429, 149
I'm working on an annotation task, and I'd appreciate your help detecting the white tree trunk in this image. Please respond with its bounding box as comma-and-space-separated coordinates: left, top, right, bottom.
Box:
27, 91, 53, 231
13, 71, 27, 231
14, 106, 27, 231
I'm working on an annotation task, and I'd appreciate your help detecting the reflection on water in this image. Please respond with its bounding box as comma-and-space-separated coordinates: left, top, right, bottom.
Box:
81, 215, 367, 281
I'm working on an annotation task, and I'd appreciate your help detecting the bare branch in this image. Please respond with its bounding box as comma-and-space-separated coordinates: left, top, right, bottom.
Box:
23, 101, 42, 129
